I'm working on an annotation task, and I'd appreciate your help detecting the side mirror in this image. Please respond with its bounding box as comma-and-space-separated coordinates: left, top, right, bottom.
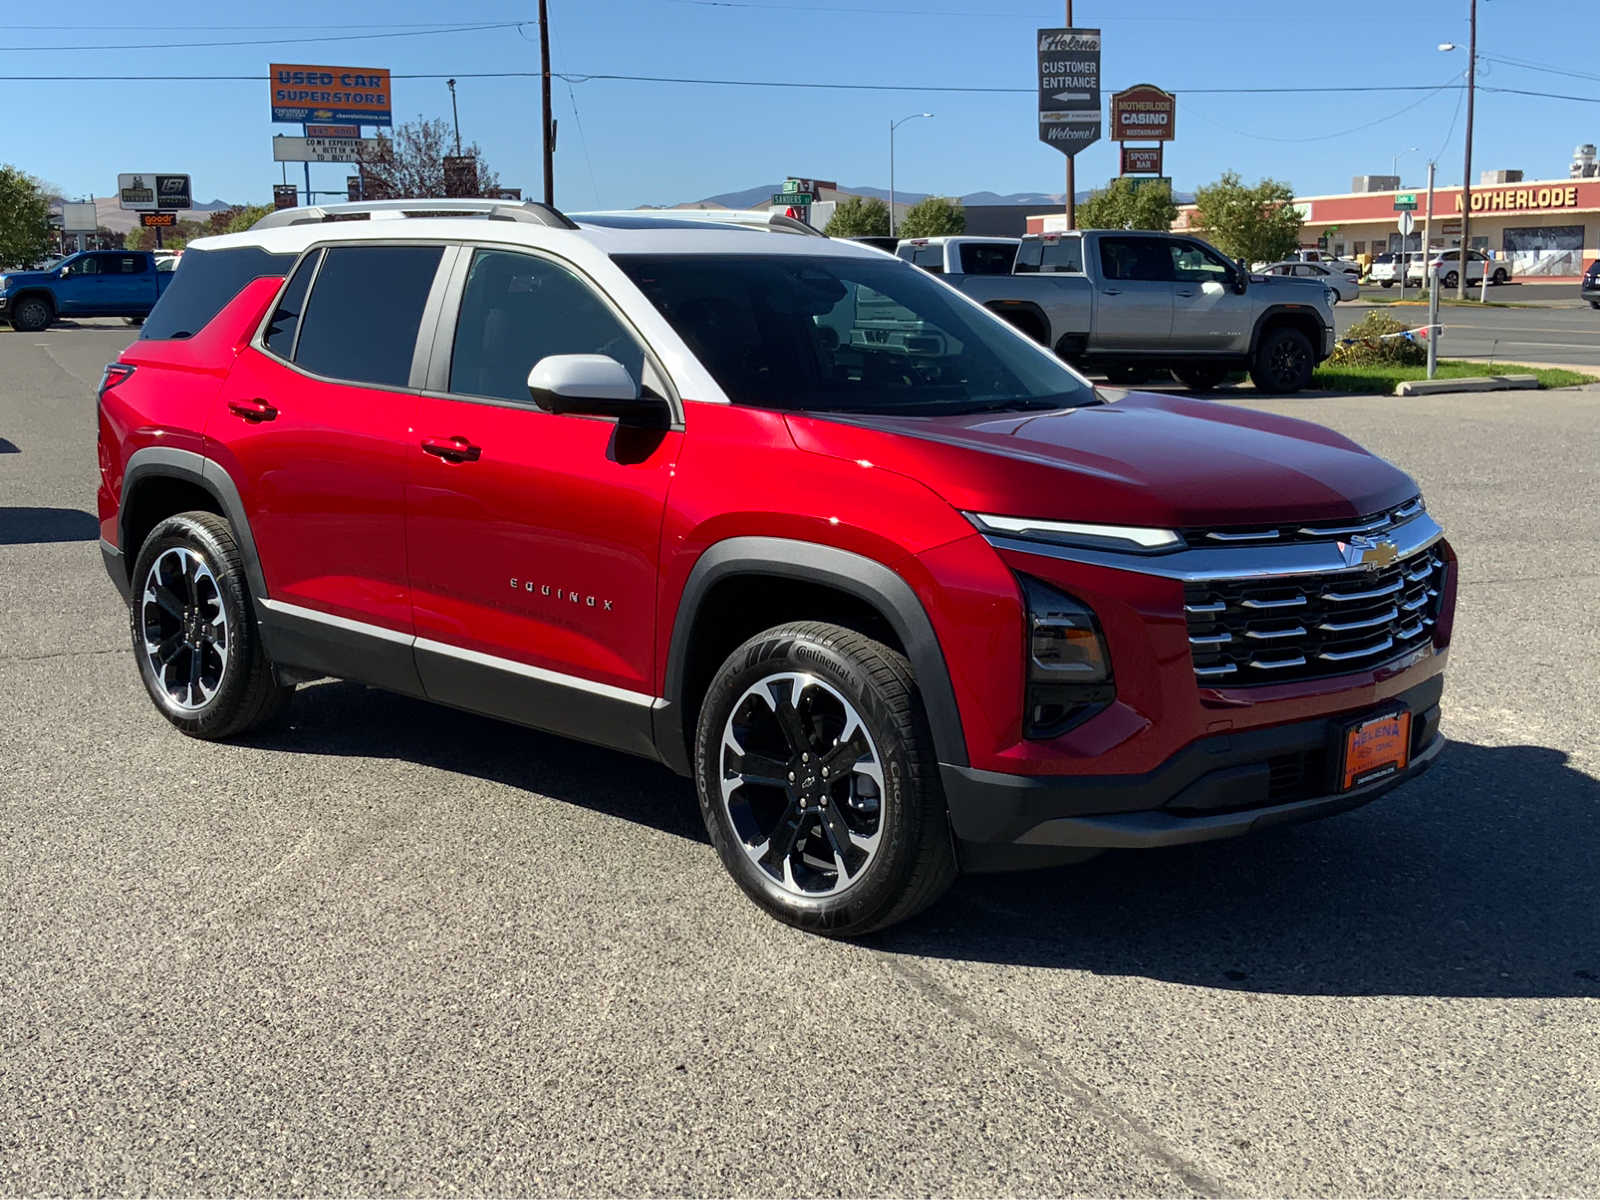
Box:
1231, 261, 1250, 294
526, 354, 669, 427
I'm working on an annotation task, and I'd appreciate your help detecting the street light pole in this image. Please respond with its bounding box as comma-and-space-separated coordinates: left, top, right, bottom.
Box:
539, 0, 554, 207
447, 78, 461, 155
888, 112, 933, 237
1392, 145, 1418, 186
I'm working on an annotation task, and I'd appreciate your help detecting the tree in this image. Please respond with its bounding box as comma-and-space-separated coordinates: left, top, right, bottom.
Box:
357, 116, 501, 199
223, 205, 272, 234
897, 196, 965, 238
0, 165, 51, 268
1075, 178, 1178, 231
1190, 171, 1303, 264
823, 195, 891, 238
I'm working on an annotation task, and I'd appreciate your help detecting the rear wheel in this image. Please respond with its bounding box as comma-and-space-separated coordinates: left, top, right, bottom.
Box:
694, 621, 956, 936
1442, 270, 1460, 290
129, 511, 291, 739
1249, 327, 1315, 394
1172, 365, 1229, 392
1491, 268, 1508, 285
1381, 280, 1394, 289
1103, 365, 1153, 387
9, 296, 52, 332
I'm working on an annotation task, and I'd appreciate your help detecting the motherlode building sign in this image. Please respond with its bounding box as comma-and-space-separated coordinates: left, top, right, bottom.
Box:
1110, 84, 1176, 142
1036, 28, 1102, 157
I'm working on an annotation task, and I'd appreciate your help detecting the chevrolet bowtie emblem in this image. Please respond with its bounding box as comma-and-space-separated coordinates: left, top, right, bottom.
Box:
1342, 534, 1400, 570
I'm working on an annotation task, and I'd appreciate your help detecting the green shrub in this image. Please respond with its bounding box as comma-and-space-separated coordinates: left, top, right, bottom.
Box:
1327, 311, 1426, 367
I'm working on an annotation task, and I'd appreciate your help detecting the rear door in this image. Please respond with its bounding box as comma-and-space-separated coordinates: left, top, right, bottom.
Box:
217, 241, 450, 693
103, 253, 155, 313
404, 245, 681, 754
1091, 235, 1174, 350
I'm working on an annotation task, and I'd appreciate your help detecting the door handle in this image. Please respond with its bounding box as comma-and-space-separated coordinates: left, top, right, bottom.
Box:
1176, 290, 1195, 298
228, 397, 277, 423
1102, 288, 1122, 296
421, 435, 482, 463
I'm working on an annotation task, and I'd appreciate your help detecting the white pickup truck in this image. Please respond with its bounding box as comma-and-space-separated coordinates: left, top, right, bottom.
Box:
949, 230, 1338, 393
896, 236, 1019, 277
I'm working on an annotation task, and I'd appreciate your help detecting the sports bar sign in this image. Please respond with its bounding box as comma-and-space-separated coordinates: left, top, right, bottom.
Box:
270, 64, 393, 125
1110, 84, 1176, 142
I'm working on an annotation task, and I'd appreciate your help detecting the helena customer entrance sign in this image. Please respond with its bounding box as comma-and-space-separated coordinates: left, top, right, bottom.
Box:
1036, 28, 1102, 157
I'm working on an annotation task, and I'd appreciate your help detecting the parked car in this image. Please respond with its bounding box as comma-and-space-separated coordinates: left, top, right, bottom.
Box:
1583, 259, 1600, 308
0, 250, 176, 331
961, 230, 1337, 392
97, 198, 1455, 936
1367, 252, 1423, 287
1411, 249, 1509, 289
1262, 249, 1360, 280
1259, 260, 1361, 302
897, 236, 1020, 276
843, 236, 900, 254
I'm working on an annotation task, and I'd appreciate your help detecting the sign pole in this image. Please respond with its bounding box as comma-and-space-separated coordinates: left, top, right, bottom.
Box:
1063, 0, 1074, 230
1427, 265, 1440, 379
1423, 159, 1435, 290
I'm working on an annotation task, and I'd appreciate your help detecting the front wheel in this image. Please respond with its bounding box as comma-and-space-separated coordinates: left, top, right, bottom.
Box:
1491, 268, 1508, 285
129, 511, 291, 739
1102, 365, 1153, 387
1250, 327, 1315, 394
694, 622, 956, 936
9, 296, 52, 332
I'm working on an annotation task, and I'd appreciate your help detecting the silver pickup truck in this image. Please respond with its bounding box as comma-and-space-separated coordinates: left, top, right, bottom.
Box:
948, 229, 1336, 393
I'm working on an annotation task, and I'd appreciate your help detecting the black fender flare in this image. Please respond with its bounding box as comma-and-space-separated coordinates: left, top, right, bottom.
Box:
655, 536, 969, 774
5, 289, 57, 321
984, 299, 1051, 345
119, 447, 270, 601
1248, 304, 1327, 359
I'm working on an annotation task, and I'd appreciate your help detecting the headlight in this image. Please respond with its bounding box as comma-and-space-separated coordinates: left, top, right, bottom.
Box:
970, 512, 1182, 553
1019, 575, 1114, 739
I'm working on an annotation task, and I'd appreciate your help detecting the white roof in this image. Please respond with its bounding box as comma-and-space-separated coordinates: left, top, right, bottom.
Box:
186, 202, 888, 264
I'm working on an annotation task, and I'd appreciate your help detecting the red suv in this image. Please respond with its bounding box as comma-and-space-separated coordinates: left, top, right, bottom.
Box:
97, 200, 1457, 935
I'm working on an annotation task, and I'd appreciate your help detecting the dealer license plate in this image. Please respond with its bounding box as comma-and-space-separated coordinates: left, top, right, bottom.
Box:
1340, 709, 1412, 791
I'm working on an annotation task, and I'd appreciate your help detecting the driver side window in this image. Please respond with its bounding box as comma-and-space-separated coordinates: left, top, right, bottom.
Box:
1170, 242, 1232, 284
448, 249, 646, 405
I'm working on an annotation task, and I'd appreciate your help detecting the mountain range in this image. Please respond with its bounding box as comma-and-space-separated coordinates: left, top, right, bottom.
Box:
687, 183, 1194, 209
72, 196, 240, 234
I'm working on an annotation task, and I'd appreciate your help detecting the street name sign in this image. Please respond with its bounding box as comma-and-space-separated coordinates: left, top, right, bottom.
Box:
1037, 28, 1102, 157
1394, 192, 1418, 211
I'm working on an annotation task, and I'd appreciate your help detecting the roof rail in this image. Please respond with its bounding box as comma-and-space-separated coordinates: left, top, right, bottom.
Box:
251, 197, 579, 231
573, 209, 828, 237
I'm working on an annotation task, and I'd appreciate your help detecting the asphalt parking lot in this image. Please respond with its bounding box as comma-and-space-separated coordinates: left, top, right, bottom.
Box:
2, 320, 1597, 1196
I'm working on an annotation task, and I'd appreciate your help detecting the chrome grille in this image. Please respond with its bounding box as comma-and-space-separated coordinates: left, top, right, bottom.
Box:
1184, 545, 1445, 685
1182, 496, 1425, 547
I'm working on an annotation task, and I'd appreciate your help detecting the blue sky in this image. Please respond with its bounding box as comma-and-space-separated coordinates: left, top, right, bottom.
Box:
4, 0, 1595, 209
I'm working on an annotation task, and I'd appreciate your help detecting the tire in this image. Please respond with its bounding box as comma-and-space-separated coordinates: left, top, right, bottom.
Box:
1249, 327, 1316, 394
123, 316, 145, 327
1381, 280, 1394, 289
9, 295, 52, 333
1591, 300, 1600, 310
1491, 269, 1508, 285
1442, 271, 1459, 290
694, 621, 957, 937
1172, 365, 1229, 392
128, 510, 291, 740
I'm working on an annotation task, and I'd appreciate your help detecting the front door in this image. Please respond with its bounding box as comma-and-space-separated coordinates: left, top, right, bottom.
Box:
1092, 236, 1174, 350
52, 254, 106, 316
1169, 239, 1254, 352
405, 247, 680, 755
213, 242, 448, 694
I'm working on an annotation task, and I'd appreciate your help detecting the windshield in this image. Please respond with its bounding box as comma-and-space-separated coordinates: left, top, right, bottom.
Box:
614, 252, 1095, 416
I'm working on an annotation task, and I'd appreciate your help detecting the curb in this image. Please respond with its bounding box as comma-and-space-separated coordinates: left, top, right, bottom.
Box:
1395, 374, 1539, 396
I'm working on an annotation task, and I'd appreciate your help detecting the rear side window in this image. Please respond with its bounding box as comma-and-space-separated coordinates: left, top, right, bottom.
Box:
292, 245, 444, 388
959, 243, 1017, 275
141, 246, 297, 341
262, 250, 322, 359
1100, 237, 1174, 282
909, 244, 944, 273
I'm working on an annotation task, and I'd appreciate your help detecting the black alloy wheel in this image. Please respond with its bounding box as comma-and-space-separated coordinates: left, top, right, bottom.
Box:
9, 296, 52, 333
1250, 327, 1315, 394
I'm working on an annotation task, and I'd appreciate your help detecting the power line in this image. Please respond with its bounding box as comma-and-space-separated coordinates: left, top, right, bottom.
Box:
1479, 54, 1600, 86
1187, 80, 1459, 145
668, 0, 1317, 18
0, 22, 521, 52
0, 21, 526, 30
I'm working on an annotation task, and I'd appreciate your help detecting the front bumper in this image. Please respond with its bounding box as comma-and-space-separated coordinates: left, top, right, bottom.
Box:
1582, 280, 1600, 303
944, 675, 1443, 870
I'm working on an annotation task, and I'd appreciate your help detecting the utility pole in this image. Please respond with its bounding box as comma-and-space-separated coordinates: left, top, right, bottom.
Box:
1457, 0, 1477, 299
1064, 0, 1075, 230
1423, 158, 1436, 286
539, 0, 554, 206
447, 78, 461, 155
